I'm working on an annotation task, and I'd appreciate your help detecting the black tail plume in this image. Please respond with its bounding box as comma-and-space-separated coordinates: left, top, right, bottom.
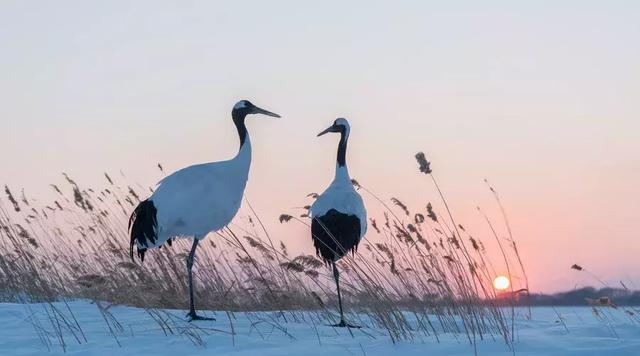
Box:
128, 199, 158, 262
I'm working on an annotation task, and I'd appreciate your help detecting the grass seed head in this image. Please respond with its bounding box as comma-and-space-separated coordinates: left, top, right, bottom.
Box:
415, 152, 432, 174
391, 198, 409, 216
571, 264, 584, 271
426, 203, 438, 222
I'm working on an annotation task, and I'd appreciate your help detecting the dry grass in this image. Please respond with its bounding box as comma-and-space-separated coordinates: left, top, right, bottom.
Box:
0, 152, 528, 350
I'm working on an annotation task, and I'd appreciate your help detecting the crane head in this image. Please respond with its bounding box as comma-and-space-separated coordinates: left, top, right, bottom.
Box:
317, 118, 350, 137
233, 100, 281, 118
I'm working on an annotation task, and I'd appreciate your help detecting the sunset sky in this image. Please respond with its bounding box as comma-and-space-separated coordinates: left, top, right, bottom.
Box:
1, 1, 639, 292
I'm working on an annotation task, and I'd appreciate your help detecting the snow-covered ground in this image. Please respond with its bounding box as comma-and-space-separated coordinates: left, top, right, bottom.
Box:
1, 301, 639, 355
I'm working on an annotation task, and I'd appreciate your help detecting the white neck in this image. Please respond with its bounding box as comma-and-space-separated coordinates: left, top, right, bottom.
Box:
334, 163, 350, 183
234, 133, 252, 172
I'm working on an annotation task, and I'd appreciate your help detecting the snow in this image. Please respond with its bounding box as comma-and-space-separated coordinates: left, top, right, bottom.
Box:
2, 301, 640, 355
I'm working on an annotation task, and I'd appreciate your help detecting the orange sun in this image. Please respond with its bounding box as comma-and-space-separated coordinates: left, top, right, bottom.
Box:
493, 275, 510, 291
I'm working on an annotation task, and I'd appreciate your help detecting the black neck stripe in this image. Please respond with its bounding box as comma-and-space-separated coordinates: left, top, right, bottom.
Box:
337, 127, 348, 167
232, 110, 248, 148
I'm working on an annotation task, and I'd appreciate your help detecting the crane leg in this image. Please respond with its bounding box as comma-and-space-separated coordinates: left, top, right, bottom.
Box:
330, 260, 360, 328
186, 239, 215, 321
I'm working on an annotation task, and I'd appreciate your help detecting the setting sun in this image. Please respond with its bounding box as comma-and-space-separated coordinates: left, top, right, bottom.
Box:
493, 276, 511, 291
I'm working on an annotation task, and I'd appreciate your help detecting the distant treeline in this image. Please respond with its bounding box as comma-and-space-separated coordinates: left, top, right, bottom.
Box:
514, 287, 640, 306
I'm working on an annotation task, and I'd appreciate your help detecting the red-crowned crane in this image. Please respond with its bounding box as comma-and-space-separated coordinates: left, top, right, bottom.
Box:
129, 100, 280, 321
310, 118, 367, 328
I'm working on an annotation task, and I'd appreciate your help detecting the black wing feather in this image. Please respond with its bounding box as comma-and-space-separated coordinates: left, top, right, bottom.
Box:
311, 209, 361, 263
128, 199, 158, 262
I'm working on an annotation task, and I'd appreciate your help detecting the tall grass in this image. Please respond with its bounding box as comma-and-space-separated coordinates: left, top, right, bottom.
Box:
0, 152, 526, 349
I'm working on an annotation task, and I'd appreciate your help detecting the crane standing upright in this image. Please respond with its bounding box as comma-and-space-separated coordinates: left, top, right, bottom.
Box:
310, 118, 367, 328
129, 100, 280, 321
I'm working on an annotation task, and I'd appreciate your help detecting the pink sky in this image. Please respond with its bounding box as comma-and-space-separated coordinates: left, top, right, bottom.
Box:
1, 1, 639, 292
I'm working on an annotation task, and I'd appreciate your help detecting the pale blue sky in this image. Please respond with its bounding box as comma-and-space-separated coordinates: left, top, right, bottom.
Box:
1, 1, 639, 292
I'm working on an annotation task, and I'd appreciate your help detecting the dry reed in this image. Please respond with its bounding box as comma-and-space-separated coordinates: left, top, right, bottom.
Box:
0, 152, 528, 351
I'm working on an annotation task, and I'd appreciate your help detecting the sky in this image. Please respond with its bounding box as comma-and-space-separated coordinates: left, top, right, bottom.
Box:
1, 1, 639, 293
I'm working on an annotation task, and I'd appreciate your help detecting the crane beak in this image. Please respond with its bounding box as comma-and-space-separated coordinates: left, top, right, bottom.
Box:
317, 125, 335, 137
252, 106, 281, 118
